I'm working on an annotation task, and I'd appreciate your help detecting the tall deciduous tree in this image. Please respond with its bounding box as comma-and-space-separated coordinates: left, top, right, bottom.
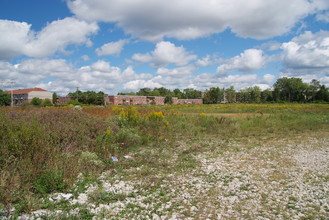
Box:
225, 86, 236, 103
0, 90, 11, 106
203, 87, 224, 104
273, 77, 308, 102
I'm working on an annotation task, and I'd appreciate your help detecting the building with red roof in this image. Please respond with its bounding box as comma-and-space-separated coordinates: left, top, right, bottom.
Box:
4, 88, 53, 105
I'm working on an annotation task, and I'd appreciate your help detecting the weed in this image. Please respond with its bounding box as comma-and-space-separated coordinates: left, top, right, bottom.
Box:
33, 169, 67, 195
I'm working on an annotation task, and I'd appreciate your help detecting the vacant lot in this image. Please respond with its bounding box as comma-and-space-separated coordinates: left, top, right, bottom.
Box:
1, 104, 328, 219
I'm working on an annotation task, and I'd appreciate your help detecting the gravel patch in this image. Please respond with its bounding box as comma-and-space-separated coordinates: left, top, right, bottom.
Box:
16, 137, 329, 219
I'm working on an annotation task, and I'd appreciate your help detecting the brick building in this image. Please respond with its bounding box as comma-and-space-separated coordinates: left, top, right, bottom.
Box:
172, 97, 203, 105
105, 95, 166, 105
105, 95, 202, 105
56, 96, 73, 105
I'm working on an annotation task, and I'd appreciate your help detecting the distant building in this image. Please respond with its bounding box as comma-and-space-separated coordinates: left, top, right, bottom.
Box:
56, 96, 73, 105
172, 97, 203, 105
4, 88, 53, 105
105, 95, 203, 105
105, 95, 166, 105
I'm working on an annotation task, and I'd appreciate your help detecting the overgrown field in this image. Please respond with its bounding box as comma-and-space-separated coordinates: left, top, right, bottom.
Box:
0, 104, 328, 219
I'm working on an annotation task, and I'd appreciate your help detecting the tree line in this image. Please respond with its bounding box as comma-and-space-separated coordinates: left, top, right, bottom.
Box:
119, 77, 329, 104
0, 77, 328, 106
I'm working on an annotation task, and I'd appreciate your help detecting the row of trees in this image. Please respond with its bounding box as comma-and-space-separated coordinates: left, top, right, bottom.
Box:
203, 78, 329, 103
68, 90, 105, 105
119, 87, 202, 99
119, 87, 202, 104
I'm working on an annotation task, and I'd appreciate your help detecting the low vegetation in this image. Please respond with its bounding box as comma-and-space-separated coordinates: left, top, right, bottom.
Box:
0, 103, 328, 218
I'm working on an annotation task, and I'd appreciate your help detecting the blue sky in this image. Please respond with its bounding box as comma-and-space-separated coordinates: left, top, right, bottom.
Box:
0, 0, 329, 95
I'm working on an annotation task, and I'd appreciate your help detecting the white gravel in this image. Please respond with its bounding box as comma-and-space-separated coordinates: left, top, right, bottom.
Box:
16, 136, 329, 219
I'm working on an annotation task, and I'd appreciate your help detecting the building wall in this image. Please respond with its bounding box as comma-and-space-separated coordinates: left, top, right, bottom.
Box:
56, 97, 72, 105
146, 96, 165, 105
106, 95, 148, 105
28, 91, 53, 101
105, 95, 202, 105
172, 97, 203, 105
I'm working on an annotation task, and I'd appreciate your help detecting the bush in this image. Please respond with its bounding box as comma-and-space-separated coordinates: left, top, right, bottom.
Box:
114, 127, 142, 149
67, 99, 81, 106
33, 170, 67, 195
30, 97, 42, 106
42, 99, 53, 107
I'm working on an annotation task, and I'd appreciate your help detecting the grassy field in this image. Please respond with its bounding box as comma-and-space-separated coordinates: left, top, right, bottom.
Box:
0, 104, 328, 219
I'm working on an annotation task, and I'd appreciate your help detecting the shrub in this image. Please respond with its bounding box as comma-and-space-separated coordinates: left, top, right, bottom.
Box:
33, 169, 67, 195
67, 99, 81, 106
147, 111, 165, 121
42, 99, 53, 107
30, 97, 42, 106
114, 127, 142, 149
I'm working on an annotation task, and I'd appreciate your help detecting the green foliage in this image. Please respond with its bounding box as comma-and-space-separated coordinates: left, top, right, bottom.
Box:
0, 90, 10, 106
225, 86, 236, 103
33, 170, 67, 195
52, 92, 57, 104
238, 86, 261, 103
203, 87, 225, 104
31, 97, 42, 106
274, 77, 308, 102
114, 127, 142, 149
43, 98, 53, 107
68, 90, 105, 105
67, 99, 81, 106
183, 88, 202, 99
0, 108, 110, 209
88, 189, 126, 204
165, 95, 173, 104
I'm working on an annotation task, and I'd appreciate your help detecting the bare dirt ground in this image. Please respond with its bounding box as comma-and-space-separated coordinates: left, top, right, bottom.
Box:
19, 133, 329, 219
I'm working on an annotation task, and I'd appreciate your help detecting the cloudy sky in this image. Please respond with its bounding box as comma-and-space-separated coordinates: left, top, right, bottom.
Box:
1, 0, 329, 95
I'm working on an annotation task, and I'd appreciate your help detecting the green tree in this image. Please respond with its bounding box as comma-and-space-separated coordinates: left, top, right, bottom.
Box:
165, 95, 173, 104
137, 88, 152, 96
183, 88, 202, 99
67, 90, 105, 105
203, 87, 224, 104
248, 86, 261, 103
43, 99, 53, 107
261, 89, 273, 102
273, 77, 308, 102
52, 92, 57, 105
31, 97, 42, 106
315, 85, 329, 102
157, 87, 171, 96
173, 89, 184, 99
225, 86, 236, 103
0, 90, 11, 106
307, 79, 321, 102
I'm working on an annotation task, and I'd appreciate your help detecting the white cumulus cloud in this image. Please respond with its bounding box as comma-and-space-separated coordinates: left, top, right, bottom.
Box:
0, 59, 148, 95
0, 18, 98, 59
123, 79, 162, 91
67, 0, 327, 41
156, 65, 195, 77
132, 41, 196, 67
281, 30, 329, 74
96, 39, 128, 56
217, 49, 266, 75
